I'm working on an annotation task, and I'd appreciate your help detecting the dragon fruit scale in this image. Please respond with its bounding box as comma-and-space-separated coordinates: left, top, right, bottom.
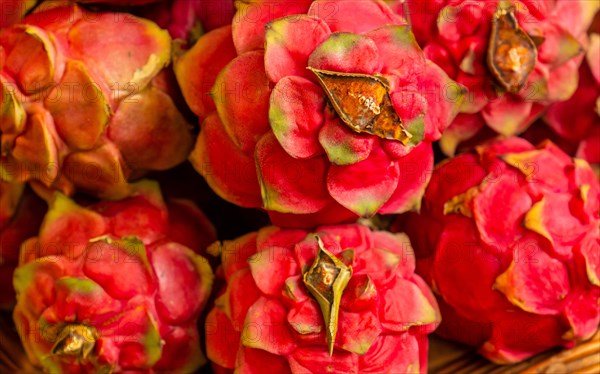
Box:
390, 0, 599, 156
205, 224, 440, 373
395, 137, 600, 363
0, 181, 46, 309
175, 0, 464, 227
13, 180, 215, 373
0, 4, 194, 199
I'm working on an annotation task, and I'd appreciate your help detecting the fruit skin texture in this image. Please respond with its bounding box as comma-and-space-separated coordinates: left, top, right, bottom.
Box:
205, 224, 440, 373
69, 0, 236, 42
139, 0, 236, 41
0, 182, 46, 309
0, 5, 194, 199
71, 0, 160, 4
176, 0, 463, 227
0, 0, 36, 27
13, 181, 215, 373
391, 0, 599, 156
537, 33, 600, 168
395, 137, 600, 364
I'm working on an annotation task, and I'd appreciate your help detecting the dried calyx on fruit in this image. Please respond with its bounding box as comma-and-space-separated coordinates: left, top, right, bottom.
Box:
13, 181, 214, 373
206, 224, 440, 373
487, 2, 537, 94
396, 137, 600, 363
302, 235, 352, 356
307, 68, 413, 144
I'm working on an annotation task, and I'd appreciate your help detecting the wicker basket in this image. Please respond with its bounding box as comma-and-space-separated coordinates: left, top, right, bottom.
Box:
1, 311, 598, 373
428, 332, 600, 373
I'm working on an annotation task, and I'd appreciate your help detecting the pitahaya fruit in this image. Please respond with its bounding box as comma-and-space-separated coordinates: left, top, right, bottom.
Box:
175, 0, 464, 227
395, 137, 600, 363
0, 181, 46, 309
389, 0, 599, 155
0, 0, 36, 28
206, 224, 440, 373
0, 4, 194, 199
13, 180, 215, 373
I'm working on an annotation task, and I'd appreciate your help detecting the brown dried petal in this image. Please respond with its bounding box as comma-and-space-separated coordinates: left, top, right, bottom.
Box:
308, 67, 412, 144
52, 324, 98, 360
487, 4, 537, 93
303, 235, 352, 356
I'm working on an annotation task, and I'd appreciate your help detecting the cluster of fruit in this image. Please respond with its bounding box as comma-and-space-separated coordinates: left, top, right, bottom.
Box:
1, 0, 598, 373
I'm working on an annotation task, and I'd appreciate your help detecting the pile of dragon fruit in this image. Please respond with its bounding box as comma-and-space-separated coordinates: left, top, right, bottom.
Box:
1, 0, 598, 373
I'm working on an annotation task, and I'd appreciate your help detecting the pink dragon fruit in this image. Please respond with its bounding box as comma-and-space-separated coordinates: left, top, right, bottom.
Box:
0, 181, 46, 308
13, 180, 215, 372
206, 224, 440, 373
175, 0, 464, 227
388, 0, 599, 156
0, 5, 194, 199
395, 137, 600, 363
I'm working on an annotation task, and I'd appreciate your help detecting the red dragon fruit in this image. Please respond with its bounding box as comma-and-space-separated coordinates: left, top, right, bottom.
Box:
389, 0, 599, 156
13, 180, 215, 372
0, 4, 194, 199
0, 181, 46, 308
206, 224, 440, 373
395, 137, 600, 363
175, 0, 464, 227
